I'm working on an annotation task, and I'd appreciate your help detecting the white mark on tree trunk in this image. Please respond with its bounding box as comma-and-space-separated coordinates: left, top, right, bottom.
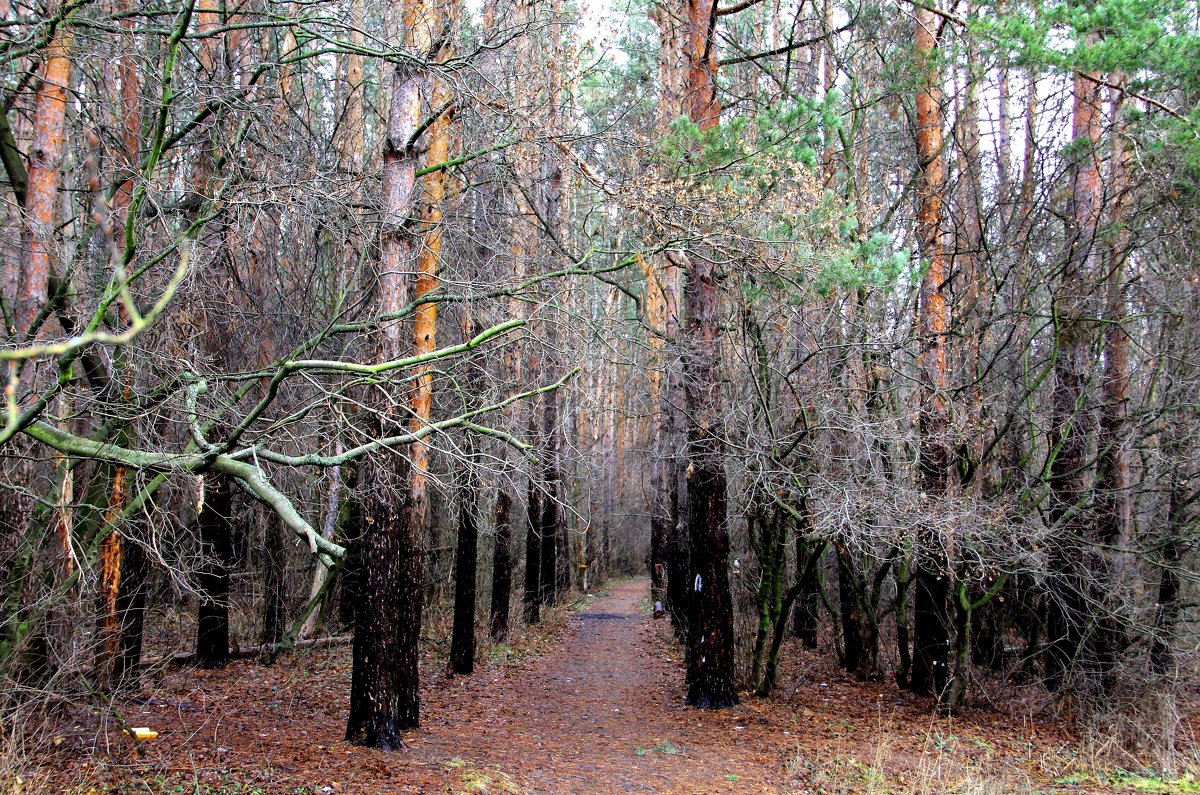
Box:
694, 574, 702, 591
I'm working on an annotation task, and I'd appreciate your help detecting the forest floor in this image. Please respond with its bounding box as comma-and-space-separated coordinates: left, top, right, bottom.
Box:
40, 578, 1199, 794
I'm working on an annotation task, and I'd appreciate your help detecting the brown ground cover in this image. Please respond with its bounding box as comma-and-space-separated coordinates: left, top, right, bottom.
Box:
39, 579, 1195, 794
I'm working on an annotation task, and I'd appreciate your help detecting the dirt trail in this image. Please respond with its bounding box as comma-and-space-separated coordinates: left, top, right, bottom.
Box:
415, 578, 786, 794
55, 578, 792, 794
51, 578, 1128, 794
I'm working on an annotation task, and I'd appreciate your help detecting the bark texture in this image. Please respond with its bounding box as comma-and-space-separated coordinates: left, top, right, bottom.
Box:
910, 1, 952, 701
196, 474, 234, 669
450, 478, 479, 675
490, 490, 513, 640
346, 455, 418, 748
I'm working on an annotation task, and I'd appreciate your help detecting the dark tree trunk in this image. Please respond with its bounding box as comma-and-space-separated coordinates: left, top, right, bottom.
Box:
661, 294, 690, 633
450, 478, 479, 676
490, 490, 513, 640
556, 498, 571, 595
971, 593, 1006, 670
665, 456, 690, 637
682, 251, 737, 710
911, 359, 952, 697
911, 369, 952, 697
1151, 476, 1189, 677
113, 529, 147, 687
196, 474, 234, 669
834, 542, 881, 681
346, 453, 420, 749
1091, 94, 1133, 695
911, 0, 953, 704
397, 486, 425, 728
523, 478, 541, 625
539, 484, 558, 608
684, 459, 737, 708
791, 538, 821, 648
539, 387, 561, 607
1150, 537, 1181, 678
342, 0, 438, 746
651, 0, 713, 645
260, 513, 287, 653
836, 544, 863, 674
911, 563, 950, 697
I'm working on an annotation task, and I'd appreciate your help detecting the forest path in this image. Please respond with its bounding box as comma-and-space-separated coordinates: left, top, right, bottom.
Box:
55, 578, 798, 795
54, 578, 1137, 794
415, 578, 786, 794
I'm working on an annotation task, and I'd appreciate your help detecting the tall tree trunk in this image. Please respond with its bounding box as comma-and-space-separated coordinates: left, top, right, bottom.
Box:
190, 0, 232, 673
791, 537, 821, 647
96, 465, 127, 688
538, 173, 561, 608
643, 253, 669, 608
96, 0, 145, 689
651, 0, 696, 631
544, 5, 573, 599
942, 32, 987, 712
409, 19, 450, 490
114, 529, 147, 686
539, 468, 559, 607
16, 25, 72, 334
346, 0, 442, 746
196, 474, 234, 669
653, 0, 735, 709
1091, 86, 1133, 691
451, 310, 484, 675
398, 0, 451, 706
539, 360, 561, 607
305, 0, 364, 642
682, 238, 737, 710
835, 543, 867, 677
259, 513, 287, 654
523, 478, 542, 624
489, 490, 513, 640
663, 271, 691, 634
346, 454, 416, 749
910, 0, 952, 701
1044, 64, 1103, 695
450, 473, 479, 675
